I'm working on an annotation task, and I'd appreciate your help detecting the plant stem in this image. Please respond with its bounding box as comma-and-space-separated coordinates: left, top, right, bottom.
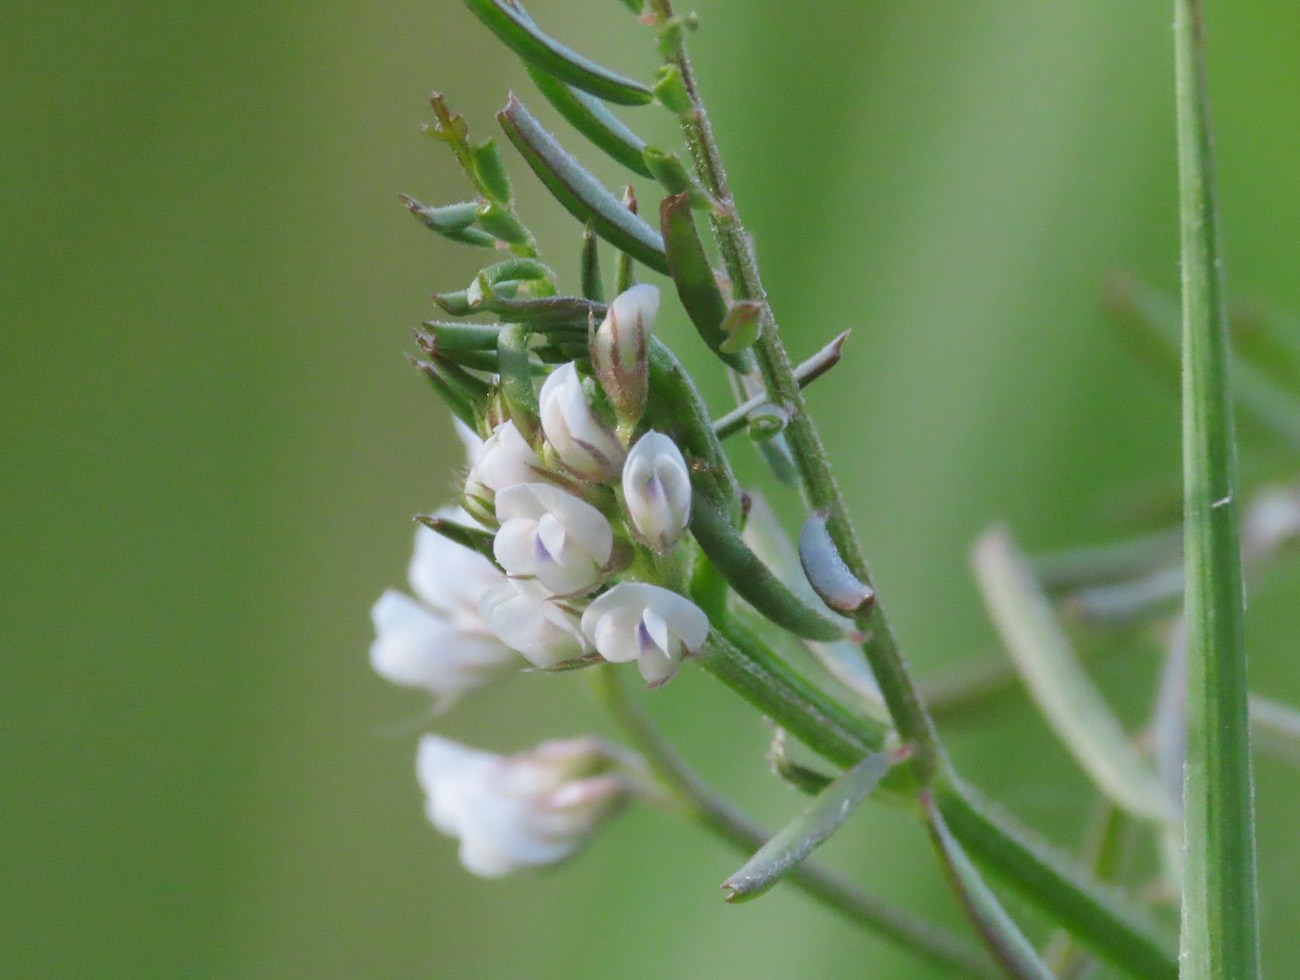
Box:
588, 666, 999, 979
699, 624, 886, 763
702, 626, 1178, 979
646, 6, 1177, 970
646, 0, 942, 782
936, 777, 1178, 980
1173, 2, 1261, 977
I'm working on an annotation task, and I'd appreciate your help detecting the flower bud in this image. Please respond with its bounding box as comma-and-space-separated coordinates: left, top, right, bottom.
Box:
622, 430, 691, 552
538, 362, 624, 481
580, 582, 709, 686
369, 517, 523, 705
479, 578, 588, 667
591, 284, 658, 428
493, 482, 614, 596
463, 420, 545, 520
416, 734, 632, 877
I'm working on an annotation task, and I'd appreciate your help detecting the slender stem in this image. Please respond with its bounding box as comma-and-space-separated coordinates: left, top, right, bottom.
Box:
647, 0, 942, 781
1044, 800, 1138, 979
1174, 2, 1261, 976
704, 626, 1178, 978
588, 666, 999, 979
642, 5, 1180, 969
699, 624, 886, 763
936, 776, 1178, 980
713, 330, 849, 438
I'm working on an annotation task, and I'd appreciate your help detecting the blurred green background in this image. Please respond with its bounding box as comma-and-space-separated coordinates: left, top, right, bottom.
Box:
5, 1, 1299, 976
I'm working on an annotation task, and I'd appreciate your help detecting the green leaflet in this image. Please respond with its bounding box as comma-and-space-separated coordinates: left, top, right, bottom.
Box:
462, 0, 653, 105
499, 96, 669, 274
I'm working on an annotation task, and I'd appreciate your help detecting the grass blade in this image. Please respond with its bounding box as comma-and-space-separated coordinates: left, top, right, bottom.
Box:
1173, 2, 1261, 977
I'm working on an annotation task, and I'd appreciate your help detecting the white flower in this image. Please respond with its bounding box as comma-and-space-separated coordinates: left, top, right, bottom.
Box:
580, 582, 709, 686
369, 516, 523, 705
464, 420, 544, 516
592, 284, 658, 425
416, 734, 632, 877
622, 430, 691, 552
479, 578, 588, 667
493, 483, 614, 596
538, 362, 624, 481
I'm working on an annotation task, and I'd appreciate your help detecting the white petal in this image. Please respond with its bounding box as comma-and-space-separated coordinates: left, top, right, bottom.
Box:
538, 363, 623, 480
415, 734, 497, 834
370, 591, 517, 699
479, 580, 586, 667
536, 550, 601, 597
637, 645, 679, 686
467, 420, 544, 500
408, 515, 502, 623
369, 590, 454, 685
640, 607, 672, 657
495, 484, 613, 581
535, 512, 568, 559
492, 518, 541, 578
414, 734, 626, 877
608, 284, 660, 332
580, 582, 711, 671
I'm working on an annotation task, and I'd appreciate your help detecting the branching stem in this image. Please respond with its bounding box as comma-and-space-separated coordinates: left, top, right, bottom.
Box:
646, 0, 942, 782
588, 666, 998, 979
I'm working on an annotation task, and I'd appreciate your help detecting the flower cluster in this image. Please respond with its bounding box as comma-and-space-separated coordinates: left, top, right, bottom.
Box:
371, 285, 710, 875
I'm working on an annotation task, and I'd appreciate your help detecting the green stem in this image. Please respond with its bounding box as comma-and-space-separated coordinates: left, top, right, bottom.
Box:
646, 0, 941, 780
703, 626, 1177, 979
936, 777, 1178, 980
588, 666, 998, 980
643, 5, 1177, 970
699, 624, 886, 763
1173, 2, 1261, 977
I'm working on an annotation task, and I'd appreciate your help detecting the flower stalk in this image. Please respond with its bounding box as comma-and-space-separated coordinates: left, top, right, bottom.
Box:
644, 0, 943, 781
587, 666, 999, 980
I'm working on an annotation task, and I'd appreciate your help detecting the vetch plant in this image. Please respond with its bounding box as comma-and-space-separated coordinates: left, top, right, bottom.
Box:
369, 2, 1300, 976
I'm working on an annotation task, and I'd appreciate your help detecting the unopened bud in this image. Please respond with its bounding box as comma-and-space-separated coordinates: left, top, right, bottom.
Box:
622, 430, 691, 553
538, 362, 624, 481
592, 284, 658, 430
463, 420, 545, 522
